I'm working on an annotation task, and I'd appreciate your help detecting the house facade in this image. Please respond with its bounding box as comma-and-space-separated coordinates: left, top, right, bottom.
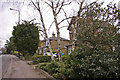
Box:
38, 33, 70, 55
66, 15, 118, 55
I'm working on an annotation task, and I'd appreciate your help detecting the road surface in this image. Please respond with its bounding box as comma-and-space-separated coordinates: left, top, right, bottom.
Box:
1, 55, 54, 79
2, 55, 11, 78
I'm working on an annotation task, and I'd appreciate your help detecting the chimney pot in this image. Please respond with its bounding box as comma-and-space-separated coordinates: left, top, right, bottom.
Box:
52, 32, 55, 39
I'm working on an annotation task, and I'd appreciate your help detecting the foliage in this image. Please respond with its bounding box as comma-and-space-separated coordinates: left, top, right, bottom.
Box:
37, 1, 119, 79
76, 1, 119, 52
12, 21, 39, 56
61, 55, 70, 62
52, 50, 58, 53
71, 49, 119, 78
38, 58, 73, 79
32, 54, 51, 64
6, 37, 16, 54
39, 50, 119, 79
23, 53, 33, 60
72, 1, 119, 79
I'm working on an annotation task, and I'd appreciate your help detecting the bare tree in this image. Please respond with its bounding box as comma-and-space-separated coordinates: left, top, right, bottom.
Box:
31, 0, 55, 61
44, 0, 72, 62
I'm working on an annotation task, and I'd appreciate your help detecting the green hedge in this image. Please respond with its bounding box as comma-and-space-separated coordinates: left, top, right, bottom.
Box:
32, 55, 51, 64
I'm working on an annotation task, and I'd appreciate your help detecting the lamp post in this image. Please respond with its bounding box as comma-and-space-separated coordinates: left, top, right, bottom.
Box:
10, 8, 20, 24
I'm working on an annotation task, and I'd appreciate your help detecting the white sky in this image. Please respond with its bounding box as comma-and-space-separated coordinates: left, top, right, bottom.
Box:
0, 0, 119, 47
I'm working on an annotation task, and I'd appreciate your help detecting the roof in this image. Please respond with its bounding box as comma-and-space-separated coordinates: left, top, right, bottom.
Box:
67, 16, 114, 31
41, 37, 69, 42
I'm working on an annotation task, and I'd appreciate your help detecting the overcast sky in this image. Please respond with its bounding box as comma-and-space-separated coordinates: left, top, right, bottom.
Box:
0, 0, 119, 47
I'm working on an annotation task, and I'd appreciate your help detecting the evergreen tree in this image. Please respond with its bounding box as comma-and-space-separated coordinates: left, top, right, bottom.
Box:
12, 21, 39, 56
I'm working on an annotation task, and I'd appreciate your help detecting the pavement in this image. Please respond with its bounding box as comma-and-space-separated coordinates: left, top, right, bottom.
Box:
1, 55, 55, 79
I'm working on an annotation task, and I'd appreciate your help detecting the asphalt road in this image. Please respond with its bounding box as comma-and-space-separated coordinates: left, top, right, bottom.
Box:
1, 54, 54, 79
1, 55, 11, 78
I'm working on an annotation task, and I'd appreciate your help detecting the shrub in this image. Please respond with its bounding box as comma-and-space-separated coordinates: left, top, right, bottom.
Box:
32, 54, 51, 64
61, 56, 67, 62
70, 49, 119, 78
38, 63, 51, 71
37, 57, 74, 79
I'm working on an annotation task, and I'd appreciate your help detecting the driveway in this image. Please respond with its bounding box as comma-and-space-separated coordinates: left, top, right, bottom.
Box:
1, 55, 54, 79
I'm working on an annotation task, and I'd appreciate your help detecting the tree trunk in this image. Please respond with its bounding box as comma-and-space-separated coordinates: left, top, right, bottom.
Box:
51, 1, 62, 62
46, 37, 54, 61
53, 15, 62, 62
38, 10, 54, 61
31, 0, 54, 61
72, 18, 77, 51
72, 0, 85, 51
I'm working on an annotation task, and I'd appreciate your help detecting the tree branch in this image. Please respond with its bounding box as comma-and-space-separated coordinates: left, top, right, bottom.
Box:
63, 1, 72, 6
44, 1, 52, 8
58, 17, 73, 25
31, 0, 39, 11
62, 8, 70, 24
59, 25, 68, 29
56, 0, 65, 15
39, 32, 46, 40
48, 21, 55, 33
77, 0, 85, 17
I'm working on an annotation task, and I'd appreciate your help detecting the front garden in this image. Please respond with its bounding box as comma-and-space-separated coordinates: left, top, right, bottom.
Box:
31, 47, 119, 79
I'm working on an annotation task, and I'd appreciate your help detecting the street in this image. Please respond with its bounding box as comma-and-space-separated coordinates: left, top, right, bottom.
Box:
1, 55, 54, 79
1, 55, 11, 78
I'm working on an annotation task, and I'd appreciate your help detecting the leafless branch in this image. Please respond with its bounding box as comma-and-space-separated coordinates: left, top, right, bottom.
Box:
39, 32, 46, 40
31, 0, 39, 10
77, 0, 85, 17
59, 25, 68, 29
55, 0, 60, 9
58, 17, 73, 25
62, 8, 69, 24
63, 1, 72, 6
44, 1, 52, 8
56, 0, 65, 15
48, 21, 55, 33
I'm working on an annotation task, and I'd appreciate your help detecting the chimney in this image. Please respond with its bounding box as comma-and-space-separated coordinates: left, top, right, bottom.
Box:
52, 32, 55, 40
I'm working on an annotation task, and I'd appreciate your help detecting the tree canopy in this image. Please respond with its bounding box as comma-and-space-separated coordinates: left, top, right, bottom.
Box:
12, 21, 39, 56
70, 1, 119, 78
6, 37, 16, 54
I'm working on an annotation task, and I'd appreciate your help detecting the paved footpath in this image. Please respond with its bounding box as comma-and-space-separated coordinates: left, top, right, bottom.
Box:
2, 55, 54, 79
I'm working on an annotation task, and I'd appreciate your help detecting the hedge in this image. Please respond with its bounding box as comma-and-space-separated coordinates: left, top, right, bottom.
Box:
32, 55, 51, 64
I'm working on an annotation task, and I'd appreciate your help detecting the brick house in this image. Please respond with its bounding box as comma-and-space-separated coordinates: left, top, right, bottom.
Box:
66, 16, 97, 55
66, 15, 117, 55
38, 33, 70, 55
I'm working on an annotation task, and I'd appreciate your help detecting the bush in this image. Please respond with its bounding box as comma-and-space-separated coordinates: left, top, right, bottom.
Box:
37, 56, 74, 79
32, 54, 51, 64
37, 47, 120, 79
62, 55, 69, 62
38, 63, 51, 71
70, 49, 119, 78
